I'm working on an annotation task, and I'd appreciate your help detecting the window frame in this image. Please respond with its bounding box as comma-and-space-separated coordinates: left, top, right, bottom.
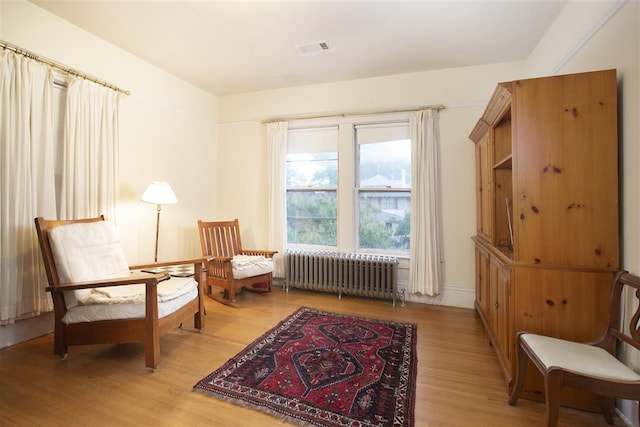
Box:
285, 112, 411, 256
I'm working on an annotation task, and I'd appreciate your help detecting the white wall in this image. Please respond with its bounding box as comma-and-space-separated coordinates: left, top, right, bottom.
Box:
217, 60, 528, 308
0, 0, 218, 347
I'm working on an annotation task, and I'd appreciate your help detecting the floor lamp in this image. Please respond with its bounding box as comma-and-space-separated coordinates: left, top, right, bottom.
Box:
141, 181, 178, 262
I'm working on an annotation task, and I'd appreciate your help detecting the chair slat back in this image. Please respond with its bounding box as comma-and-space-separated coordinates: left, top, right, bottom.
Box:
197, 219, 243, 258
605, 271, 640, 352
34, 216, 106, 289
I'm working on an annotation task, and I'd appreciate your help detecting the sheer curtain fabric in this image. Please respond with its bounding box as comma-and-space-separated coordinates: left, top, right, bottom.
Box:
0, 53, 120, 325
409, 109, 444, 296
267, 121, 288, 278
0, 50, 56, 324
60, 76, 119, 220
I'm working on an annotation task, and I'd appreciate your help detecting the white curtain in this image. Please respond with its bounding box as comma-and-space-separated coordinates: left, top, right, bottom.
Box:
409, 109, 444, 296
60, 76, 119, 220
0, 50, 56, 324
267, 121, 288, 278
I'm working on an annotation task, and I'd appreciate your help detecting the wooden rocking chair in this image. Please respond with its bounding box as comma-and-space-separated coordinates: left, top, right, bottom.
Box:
35, 216, 206, 370
197, 219, 276, 305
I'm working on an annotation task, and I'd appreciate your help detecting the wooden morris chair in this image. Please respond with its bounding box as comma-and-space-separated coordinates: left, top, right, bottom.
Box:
35, 216, 206, 370
197, 219, 276, 305
509, 270, 640, 427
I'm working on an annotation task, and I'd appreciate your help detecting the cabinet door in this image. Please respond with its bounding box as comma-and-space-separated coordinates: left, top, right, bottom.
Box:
489, 257, 512, 384
512, 267, 611, 409
513, 268, 611, 342
513, 70, 618, 268
475, 135, 493, 241
475, 245, 490, 320
496, 266, 512, 371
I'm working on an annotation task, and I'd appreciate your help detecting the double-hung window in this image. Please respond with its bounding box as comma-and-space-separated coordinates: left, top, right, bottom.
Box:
286, 116, 411, 256
286, 126, 339, 248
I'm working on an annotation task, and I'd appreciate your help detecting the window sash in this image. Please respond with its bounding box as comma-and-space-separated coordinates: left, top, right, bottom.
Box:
285, 115, 411, 255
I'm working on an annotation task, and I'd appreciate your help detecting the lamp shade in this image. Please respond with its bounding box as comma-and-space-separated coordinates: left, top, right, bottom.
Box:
140, 182, 178, 205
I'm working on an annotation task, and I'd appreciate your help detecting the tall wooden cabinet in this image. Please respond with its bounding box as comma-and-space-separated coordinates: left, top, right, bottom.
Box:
470, 70, 619, 410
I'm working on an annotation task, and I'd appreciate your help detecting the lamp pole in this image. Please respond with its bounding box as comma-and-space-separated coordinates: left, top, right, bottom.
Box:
154, 204, 162, 262
141, 181, 178, 263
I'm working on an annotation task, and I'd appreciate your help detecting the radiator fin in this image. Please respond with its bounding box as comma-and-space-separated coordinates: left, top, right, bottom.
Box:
285, 250, 399, 305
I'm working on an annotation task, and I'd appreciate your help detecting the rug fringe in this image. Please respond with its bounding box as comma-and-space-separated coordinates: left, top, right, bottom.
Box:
193, 388, 316, 426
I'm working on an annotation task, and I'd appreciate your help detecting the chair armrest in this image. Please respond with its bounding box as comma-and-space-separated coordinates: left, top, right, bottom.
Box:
130, 257, 209, 270
46, 271, 169, 292
206, 256, 233, 263
241, 250, 278, 258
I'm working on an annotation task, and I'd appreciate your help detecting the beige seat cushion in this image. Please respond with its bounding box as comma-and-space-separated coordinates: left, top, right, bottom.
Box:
522, 333, 640, 381
48, 221, 130, 308
48, 220, 196, 310
231, 255, 273, 279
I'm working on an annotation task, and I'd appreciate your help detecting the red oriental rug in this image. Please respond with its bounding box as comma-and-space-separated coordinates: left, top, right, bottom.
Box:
194, 306, 417, 426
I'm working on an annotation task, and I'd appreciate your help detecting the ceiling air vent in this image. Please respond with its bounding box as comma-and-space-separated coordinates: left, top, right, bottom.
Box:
295, 41, 333, 55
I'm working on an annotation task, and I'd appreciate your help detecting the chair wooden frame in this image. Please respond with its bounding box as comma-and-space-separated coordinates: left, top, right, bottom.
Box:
197, 219, 276, 305
508, 270, 640, 426
35, 216, 206, 370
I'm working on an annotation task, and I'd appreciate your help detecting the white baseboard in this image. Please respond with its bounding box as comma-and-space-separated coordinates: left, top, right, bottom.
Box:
401, 283, 475, 309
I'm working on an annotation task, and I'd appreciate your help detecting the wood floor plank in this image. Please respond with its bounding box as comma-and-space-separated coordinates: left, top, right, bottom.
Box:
0, 287, 625, 426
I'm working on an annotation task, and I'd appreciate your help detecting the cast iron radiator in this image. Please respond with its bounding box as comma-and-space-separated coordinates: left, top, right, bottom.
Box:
284, 249, 403, 306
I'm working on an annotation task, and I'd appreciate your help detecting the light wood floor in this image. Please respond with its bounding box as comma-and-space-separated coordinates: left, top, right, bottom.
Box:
0, 287, 626, 426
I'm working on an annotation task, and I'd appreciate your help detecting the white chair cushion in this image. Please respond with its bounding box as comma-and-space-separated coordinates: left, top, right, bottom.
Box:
62, 285, 198, 324
48, 221, 130, 308
231, 255, 273, 279
81, 276, 197, 305
522, 333, 640, 381
48, 220, 199, 323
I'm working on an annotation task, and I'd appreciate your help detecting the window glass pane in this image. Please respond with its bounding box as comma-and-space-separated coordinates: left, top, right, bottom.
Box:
287, 190, 337, 246
286, 152, 338, 188
358, 191, 410, 251
359, 139, 411, 189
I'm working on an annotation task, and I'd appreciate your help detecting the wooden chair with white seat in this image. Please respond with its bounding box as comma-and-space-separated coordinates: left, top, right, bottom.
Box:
508, 270, 640, 426
197, 219, 276, 305
34, 216, 206, 370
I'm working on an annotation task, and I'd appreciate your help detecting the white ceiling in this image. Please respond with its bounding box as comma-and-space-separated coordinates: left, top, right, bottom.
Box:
30, 0, 568, 97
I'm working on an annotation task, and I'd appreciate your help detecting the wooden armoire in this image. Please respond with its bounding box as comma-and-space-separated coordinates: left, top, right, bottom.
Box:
469, 69, 619, 410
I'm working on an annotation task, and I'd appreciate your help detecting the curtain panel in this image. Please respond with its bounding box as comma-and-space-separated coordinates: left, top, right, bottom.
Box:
0, 51, 121, 325
267, 121, 288, 278
409, 109, 444, 296
0, 50, 56, 324
60, 77, 119, 220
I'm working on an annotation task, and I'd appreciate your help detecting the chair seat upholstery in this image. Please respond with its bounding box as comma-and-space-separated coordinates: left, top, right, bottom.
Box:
231, 255, 274, 279
62, 287, 198, 324
522, 333, 640, 381
49, 220, 198, 312
49, 220, 131, 308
